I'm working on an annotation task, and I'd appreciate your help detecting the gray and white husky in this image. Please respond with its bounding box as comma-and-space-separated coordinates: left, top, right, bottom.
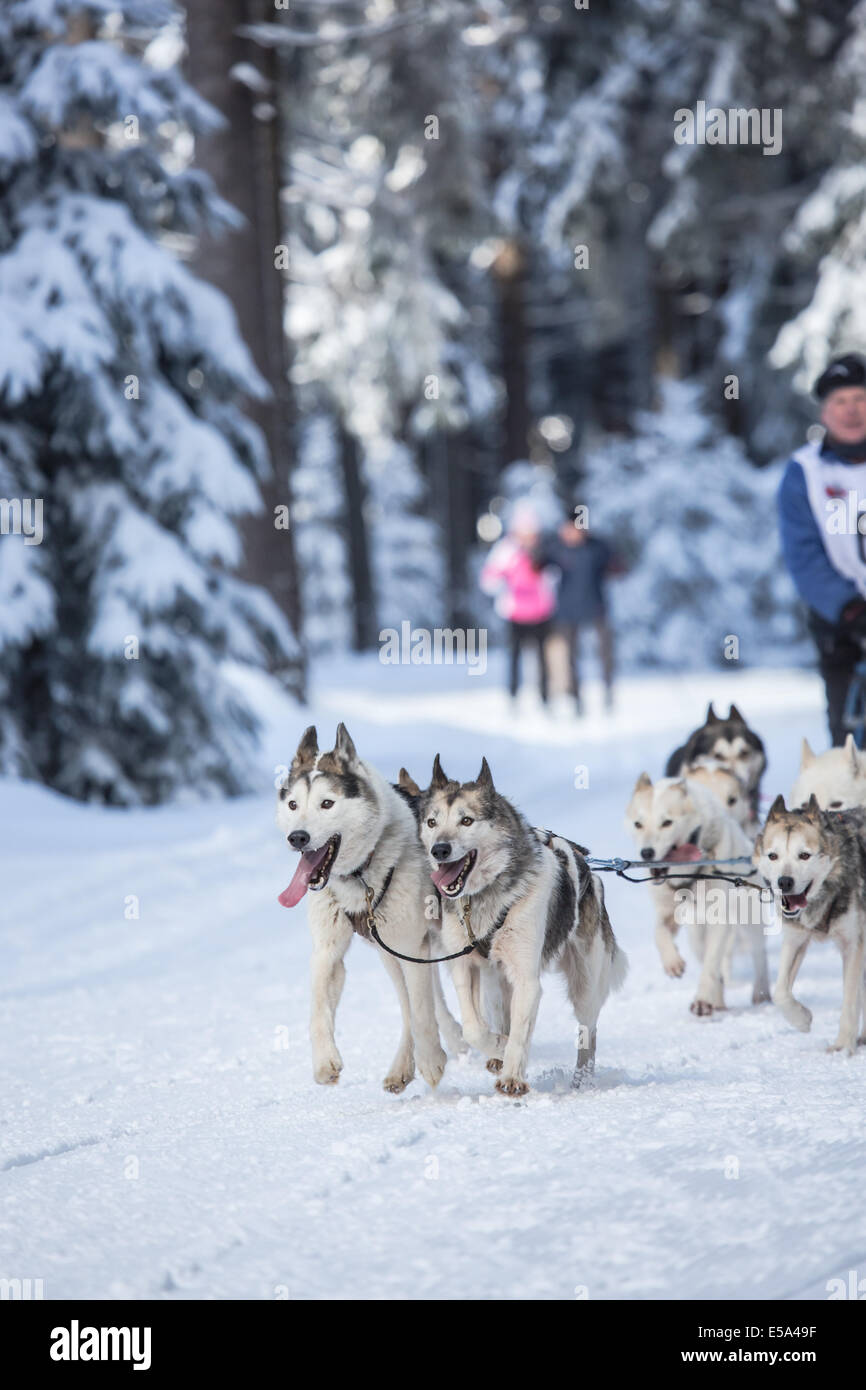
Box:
276, 724, 461, 1093
754, 794, 866, 1053
416, 755, 628, 1095
666, 703, 766, 829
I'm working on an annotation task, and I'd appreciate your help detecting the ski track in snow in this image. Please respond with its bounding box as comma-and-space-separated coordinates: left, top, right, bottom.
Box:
2, 658, 866, 1301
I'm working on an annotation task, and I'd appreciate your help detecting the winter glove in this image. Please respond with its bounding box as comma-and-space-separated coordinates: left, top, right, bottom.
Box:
840, 598, 866, 643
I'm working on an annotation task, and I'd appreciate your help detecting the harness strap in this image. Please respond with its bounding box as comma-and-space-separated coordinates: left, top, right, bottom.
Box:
352, 863, 479, 964
456, 896, 513, 959
353, 862, 394, 915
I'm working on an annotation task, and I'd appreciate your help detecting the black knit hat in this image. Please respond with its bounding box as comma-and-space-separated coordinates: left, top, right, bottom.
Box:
814, 354, 866, 399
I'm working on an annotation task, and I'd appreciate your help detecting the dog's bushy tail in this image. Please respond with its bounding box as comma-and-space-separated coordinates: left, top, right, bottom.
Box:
591, 872, 629, 991
609, 940, 629, 993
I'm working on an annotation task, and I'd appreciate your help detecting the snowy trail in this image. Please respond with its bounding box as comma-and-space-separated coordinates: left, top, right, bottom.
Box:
3, 659, 866, 1301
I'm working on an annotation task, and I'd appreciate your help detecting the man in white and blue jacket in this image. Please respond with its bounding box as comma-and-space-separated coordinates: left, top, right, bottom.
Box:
779, 353, 866, 744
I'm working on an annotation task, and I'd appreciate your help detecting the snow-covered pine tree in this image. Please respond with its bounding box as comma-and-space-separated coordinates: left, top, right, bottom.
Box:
271, 3, 503, 643
769, 12, 866, 390
581, 380, 808, 670
0, 0, 300, 804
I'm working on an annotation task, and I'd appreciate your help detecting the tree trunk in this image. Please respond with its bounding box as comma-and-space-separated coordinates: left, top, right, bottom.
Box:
184, 0, 304, 695
493, 238, 531, 464
338, 424, 377, 651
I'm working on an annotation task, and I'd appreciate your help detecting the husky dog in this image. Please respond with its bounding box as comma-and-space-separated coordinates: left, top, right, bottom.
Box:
666, 703, 766, 826
685, 764, 753, 834
276, 724, 460, 1093
625, 773, 770, 1014
417, 756, 627, 1095
754, 795, 866, 1053
791, 735, 866, 812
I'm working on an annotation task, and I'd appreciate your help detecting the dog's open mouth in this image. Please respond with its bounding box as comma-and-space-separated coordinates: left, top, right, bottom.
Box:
278, 834, 342, 908
431, 850, 477, 898
650, 842, 702, 881
779, 883, 812, 919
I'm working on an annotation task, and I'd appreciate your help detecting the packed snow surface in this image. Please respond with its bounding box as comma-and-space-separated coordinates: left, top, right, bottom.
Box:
2, 656, 864, 1300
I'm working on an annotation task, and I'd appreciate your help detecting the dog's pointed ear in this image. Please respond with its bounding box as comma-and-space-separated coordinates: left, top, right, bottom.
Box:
705, 703, 720, 725
805, 792, 822, 819
800, 737, 815, 769
844, 733, 860, 773
476, 757, 494, 790
728, 703, 744, 724
768, 793, 787, 818
431, 754, 449, 789
633, 771, 652, 792
333, 722, 358, 766
398, 767, 421, 798
290, 725, 318, 779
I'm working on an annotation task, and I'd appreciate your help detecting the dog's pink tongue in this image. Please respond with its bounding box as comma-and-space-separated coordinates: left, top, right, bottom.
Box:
432, 859, 465, 891
278, 844, 329, 908
785, 892, 808, 909
667, 843, 703, 863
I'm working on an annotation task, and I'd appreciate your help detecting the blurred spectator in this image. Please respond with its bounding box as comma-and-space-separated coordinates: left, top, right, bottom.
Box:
540, 520, 622, 714
480, 502, 556, 705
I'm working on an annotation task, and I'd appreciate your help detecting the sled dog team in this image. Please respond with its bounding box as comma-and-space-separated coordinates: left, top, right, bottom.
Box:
277, 705, 866, 1096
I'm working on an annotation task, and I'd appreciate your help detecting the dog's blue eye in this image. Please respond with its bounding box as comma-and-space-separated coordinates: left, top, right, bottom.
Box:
321, 799, 334, 809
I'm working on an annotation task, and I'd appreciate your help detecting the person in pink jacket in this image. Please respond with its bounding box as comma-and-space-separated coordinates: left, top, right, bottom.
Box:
480, 501, 556, 704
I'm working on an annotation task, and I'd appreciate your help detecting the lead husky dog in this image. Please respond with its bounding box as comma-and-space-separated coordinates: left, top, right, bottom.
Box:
276, 724, 459, 1093
666, 703, 766, 827
754, 795, 866, 1053
417, 756, 627, 1095
791, 735, 866, 812
625, 773, 769, 1014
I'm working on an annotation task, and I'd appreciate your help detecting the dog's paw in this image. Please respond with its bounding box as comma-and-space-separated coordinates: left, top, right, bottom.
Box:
495, 1075, 530, 1097
418, 1046, 447, 1089
664, 955, 686, 978
382, 1067, 415, 1094
486, 1057, 504, 1074
827, 1036, 856, 1056
689, 998, 713, 1017
778, 999, 812, 1032
313, 1055, 343, 1085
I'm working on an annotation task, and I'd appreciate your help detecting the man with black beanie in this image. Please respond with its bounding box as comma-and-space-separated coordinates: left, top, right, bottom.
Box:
779, 353, 866, 744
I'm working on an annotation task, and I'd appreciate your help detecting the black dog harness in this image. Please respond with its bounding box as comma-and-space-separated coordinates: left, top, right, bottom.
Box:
349, 861, 513, 965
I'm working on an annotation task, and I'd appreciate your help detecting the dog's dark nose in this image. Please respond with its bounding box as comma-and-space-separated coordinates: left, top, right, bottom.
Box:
777, 875, 794, 893
640, 847, 655, 861
288, 830, 310, 851
431, 841, 452, 862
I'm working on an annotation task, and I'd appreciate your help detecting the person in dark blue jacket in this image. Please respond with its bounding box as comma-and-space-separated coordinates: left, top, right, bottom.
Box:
779, 353, 866, 744
538, 521, 621, 714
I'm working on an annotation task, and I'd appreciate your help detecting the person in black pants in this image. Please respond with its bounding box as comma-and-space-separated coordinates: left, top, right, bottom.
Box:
508, 617, 552, 705
778, 354, 866, 744
479, 502, 556, 706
